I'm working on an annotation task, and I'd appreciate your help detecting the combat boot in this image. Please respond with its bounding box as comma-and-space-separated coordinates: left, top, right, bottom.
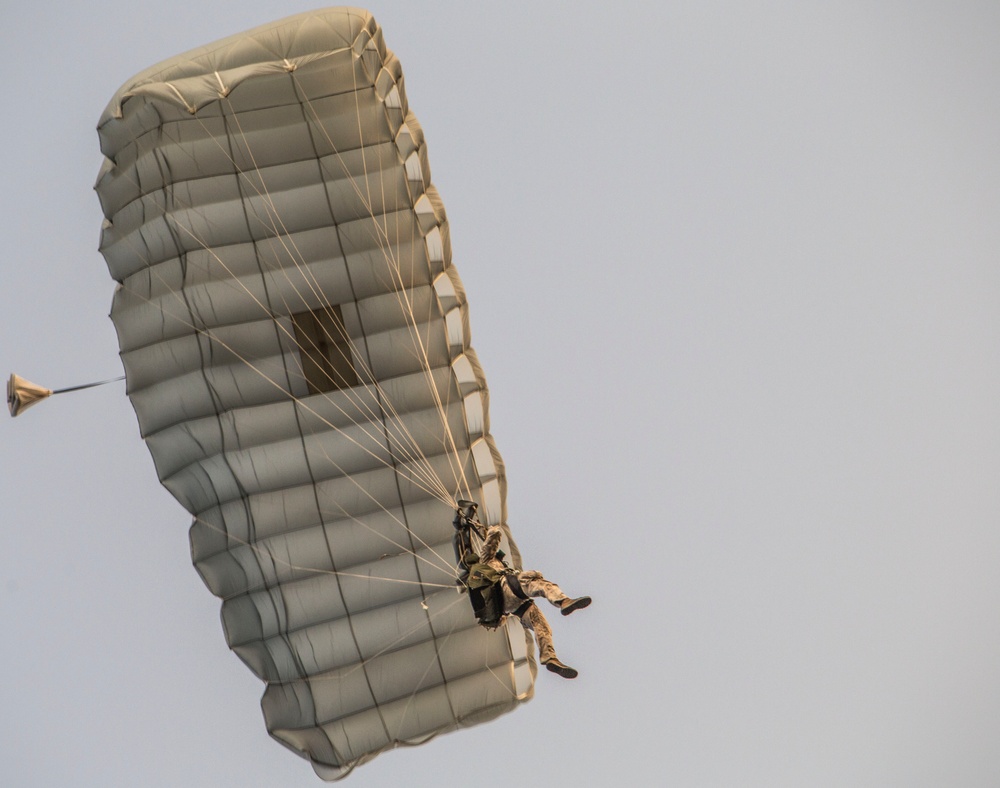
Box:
544, 658, 578, 679
559, 596, 592, 616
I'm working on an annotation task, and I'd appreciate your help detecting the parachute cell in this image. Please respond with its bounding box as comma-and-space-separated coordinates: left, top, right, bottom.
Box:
95, 8, 533, 779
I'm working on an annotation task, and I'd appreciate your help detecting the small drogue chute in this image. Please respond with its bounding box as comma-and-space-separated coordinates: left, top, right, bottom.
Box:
7, 374, 52, 417
7, 373, 123, 417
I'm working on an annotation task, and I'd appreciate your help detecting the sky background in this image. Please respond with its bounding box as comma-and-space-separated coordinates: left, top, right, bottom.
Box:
3, 2, 1000, 786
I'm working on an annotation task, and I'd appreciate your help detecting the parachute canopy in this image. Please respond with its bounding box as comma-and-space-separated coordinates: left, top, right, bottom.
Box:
95, 8, 532, 780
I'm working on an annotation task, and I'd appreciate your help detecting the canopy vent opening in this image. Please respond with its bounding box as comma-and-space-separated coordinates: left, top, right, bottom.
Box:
291, 306, 359, 394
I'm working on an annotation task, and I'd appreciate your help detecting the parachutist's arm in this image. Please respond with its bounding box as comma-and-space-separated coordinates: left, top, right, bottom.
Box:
453, 508, 484, 535
479, 525, 503, 563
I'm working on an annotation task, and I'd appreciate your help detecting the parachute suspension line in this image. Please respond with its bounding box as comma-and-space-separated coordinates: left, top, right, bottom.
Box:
331, 61, 472, 733
108, 177, 464, 584
271, 93, 443, 436
294, 79, 477, 503
317, 72, 470, 714
209, 109, 456, 512
193, 510, 487, 713
111, 224, 458, 566
108, 72, 491, 575
301, 438, 461, 576
213, 92, 469, 513
292, 74, 477, 506
121, 211, 445, 509
143, 108, 455, 512
215, 117, 444, 500
213, 68, 467, 513
192, 513, 459, 589
209, 98, 458, 509
273, 592, 475, 687
137, 111, 425, 503
351, 207, 476, 505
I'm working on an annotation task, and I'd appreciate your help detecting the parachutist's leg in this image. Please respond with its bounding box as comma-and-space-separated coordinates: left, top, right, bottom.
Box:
517, 571, 591, 615
516, 570, 567, 605
519, 603, 577, 679
519, 603, 555, 662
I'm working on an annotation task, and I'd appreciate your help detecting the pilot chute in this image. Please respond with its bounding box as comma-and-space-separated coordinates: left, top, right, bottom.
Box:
94, 8, 533, 780
7, 373, 124, 417
7, 374, 52, 417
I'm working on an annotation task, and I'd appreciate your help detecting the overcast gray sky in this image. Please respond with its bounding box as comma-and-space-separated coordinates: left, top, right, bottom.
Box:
3, 2, 1000, 786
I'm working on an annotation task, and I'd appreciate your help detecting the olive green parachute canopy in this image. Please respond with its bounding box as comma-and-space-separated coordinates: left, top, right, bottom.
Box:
95, 7, 533, 780
7, 374, 52, 417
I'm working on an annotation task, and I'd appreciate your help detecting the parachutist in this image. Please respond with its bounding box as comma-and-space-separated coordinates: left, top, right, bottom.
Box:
456, 504, 590, 679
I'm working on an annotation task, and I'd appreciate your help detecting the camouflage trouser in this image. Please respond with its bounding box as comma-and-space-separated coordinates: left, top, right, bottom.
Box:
501, 571, 568, 663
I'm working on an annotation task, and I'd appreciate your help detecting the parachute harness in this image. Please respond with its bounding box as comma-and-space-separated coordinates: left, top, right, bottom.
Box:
452, 501, 532, 627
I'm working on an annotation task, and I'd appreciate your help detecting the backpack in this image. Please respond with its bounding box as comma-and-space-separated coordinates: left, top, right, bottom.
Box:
465, 563, 507, 628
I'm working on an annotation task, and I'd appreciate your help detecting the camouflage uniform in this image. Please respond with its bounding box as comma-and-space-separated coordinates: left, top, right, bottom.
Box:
476, 525, 586, 674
